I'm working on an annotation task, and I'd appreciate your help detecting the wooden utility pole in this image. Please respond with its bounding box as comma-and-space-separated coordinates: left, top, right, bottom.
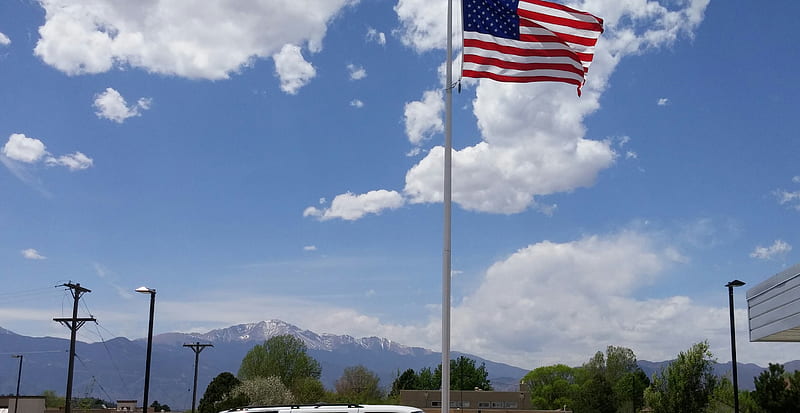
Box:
183, 342, 213, 413
54, 282, 95, 413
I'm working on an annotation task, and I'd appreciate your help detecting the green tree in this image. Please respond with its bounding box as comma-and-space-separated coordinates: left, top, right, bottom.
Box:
334, 365, 384, 403
417, 367, 438, 390
390, 368, 419, 397
238, 335, 322, 398
233, 376, 295, 405
199, 372, 242, 413
752, 363, 800, 412
581, 345, 641, 413
75, 398, 111, 410
41, 390, 65, 408
643, 341, 717, 413
614, 368, 650, 413
291, 377, 327, 404
574, 373, 615, 413
149, 401, 170, 412
448, 356, 492, 391
521, 364, 579, 410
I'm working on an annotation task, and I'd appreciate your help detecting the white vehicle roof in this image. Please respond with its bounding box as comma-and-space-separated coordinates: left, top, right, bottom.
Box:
221, 404, 423, 413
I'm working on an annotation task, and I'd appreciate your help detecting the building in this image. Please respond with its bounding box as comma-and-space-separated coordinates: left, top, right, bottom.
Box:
399, 388, 571, 413
0, 396, 46, 413
115, 401, 138, 413
747, 263, 800, 342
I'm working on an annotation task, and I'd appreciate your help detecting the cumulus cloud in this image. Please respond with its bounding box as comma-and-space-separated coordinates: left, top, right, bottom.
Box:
1, 133, 93, 172
0, 32, 10, 46
347, 64, 366, 80
394, 0, 460, 53
273, 44, 316, 95
3, 133, 47, 163
33, 0, 355, 82
142, 229, 794, 368
350, 99, 364, 108
657, 98, 669, 106
750, 240, 792, 260
404, 90, 444, 146
303, 245, 318, 251
93, 88, 151, 123
21, 248, 46, 260
303, 190, 405, 221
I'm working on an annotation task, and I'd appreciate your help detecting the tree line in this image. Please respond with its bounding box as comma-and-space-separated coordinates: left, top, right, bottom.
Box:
198, 335, 493, 413
197, 335, 800, 413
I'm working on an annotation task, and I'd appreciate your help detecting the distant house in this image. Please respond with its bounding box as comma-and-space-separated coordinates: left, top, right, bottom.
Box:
115, 401, 138, 413
0, 396, 46, 413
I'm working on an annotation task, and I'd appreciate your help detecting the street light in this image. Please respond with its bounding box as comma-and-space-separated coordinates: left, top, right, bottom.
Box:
12, 354, 23, 413
726, 279, 745, 413
136, 286, 156, 413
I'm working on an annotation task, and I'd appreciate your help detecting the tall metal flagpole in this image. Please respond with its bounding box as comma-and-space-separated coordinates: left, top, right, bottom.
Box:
442, 0, 453, 413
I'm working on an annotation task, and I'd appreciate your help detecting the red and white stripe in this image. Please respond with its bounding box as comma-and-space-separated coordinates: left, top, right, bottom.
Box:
462, 0, 603, 90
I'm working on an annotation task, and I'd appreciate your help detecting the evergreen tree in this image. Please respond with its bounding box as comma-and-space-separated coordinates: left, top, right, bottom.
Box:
199, 372, 241, 413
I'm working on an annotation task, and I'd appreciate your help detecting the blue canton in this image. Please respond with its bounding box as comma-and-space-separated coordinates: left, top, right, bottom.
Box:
463, 0, 520, 40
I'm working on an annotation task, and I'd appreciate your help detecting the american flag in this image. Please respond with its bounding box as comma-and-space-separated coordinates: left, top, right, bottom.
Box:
462, 0, 604, 94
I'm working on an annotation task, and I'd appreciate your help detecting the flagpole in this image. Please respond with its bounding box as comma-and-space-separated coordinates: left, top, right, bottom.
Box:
442, 1, 453, 413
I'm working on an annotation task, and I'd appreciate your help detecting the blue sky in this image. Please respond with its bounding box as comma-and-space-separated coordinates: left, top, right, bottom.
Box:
2, 0, 800, 370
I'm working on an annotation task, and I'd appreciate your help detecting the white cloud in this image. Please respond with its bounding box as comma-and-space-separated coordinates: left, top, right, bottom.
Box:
0, 32, 10, 46
3, 133, 47, 163
750, 240, 792, 260
626, 151, 638, 159
273, 44, 316, 95
120, 229, 798, 368
21, 248, 46, 260
366, 27, 386, 46
45, 152, 94, 171
303, 245, 318, 251
657, 98, 669, 106
394, 0, 461, 53
404, 90, 444, 146
350, 99, 364, 108
2, 133, 93, 173
775, 189, 800, 210
304, 190, 405, 221
93, 87, 151, 123
33, 0, 356, 81
347, 64, 367, 80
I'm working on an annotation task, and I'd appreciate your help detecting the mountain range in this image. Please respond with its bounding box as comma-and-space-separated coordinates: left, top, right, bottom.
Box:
1, 320, 797, 410
0, 320, 526, 409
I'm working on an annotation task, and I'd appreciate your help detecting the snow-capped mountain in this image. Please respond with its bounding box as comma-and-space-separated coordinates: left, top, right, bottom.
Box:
0, 319, 524, 410
195, 320, 430, 355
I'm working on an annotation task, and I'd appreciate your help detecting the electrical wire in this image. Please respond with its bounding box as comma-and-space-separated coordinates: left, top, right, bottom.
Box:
74, 353, 116, 404
92, 320, 133, 395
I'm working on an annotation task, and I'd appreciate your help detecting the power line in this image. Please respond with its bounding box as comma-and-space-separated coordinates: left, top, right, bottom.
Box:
91, 321, 133, 395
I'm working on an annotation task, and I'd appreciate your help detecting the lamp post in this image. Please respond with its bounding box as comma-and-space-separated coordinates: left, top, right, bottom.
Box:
12, 354, 23, 413
136, 287, 156, 413
726, 279, 745, 413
